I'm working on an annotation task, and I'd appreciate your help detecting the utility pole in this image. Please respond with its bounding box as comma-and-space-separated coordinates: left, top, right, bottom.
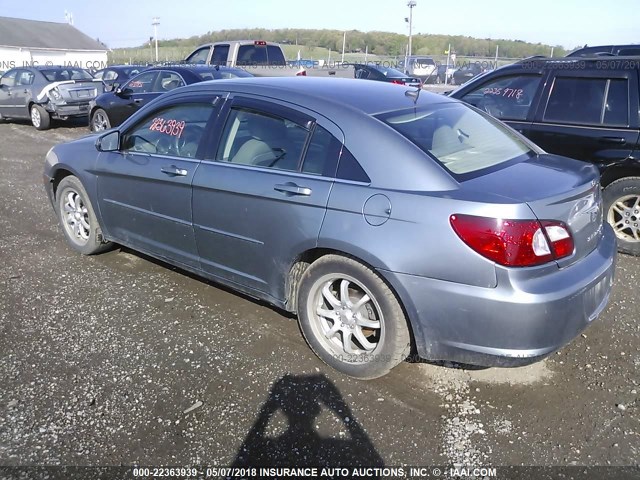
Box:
341, 31, 346, 63
152, 17, 160, 63
407, 1, 417, 57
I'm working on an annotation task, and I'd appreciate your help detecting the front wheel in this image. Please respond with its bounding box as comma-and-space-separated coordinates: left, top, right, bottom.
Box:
90, 108, 111, 132
297, 255, 411, 379
604, 177, 640, 256
31, 104, 51, 130
56, 175, 112, 255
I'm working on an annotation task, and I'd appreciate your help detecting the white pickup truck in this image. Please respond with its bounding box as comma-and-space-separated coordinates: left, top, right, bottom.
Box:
184, 40, 354, 78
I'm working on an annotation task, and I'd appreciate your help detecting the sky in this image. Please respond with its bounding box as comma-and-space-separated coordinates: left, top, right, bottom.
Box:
0, 0, 638, 50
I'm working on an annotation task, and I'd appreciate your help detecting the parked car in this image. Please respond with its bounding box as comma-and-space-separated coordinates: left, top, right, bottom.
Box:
435, 63, 457, 84
451, 63, 487, 85
351, 64, 421, 86
93, 65, 149, 89
89, 65, 252, 131
401, 56, 437, 82
45, 77, 615, 379
567, 44, 640, 57
449, 55, 640, 255
0, 66, 103, 130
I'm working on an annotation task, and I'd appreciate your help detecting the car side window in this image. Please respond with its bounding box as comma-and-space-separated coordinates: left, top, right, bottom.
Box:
461, 75, 542, 120
543, 77, 628, 126
211, 45, 230, 65
0, 70, 17, 87
156, 72, 184, 92
216, 107, 309, 172
603, 79, 629, 127
336, 147, 371, 183
301, 125, 342, 176
16, 70, 34, 86
121, 103, 214, 159
125, 71, 158, 93
186, 46, 211, 64
103, 70, 118, 81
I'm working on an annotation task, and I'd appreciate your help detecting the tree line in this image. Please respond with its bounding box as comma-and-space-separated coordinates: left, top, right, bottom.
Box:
149, 28, 567, 58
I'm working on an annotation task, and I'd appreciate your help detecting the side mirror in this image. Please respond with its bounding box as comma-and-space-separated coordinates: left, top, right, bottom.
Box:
96, 130, 120, 152
116, 87, 133, 98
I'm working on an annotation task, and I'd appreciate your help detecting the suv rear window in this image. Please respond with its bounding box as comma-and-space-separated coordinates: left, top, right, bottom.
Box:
377, 103, 533, 177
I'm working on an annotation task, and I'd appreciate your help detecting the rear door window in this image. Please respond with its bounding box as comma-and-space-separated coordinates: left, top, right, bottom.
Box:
543, 77, 629, 127
211, 45, 230, 65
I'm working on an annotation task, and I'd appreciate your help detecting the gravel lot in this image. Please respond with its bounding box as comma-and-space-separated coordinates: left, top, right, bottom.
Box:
0, 118, 639, 474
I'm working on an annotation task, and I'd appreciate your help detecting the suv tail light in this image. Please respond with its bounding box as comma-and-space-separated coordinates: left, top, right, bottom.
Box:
296, 69, 307, 76
450, 214, 574, 267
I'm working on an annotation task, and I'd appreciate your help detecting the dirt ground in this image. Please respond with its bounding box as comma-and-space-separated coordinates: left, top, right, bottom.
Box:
0, 119, 638, 477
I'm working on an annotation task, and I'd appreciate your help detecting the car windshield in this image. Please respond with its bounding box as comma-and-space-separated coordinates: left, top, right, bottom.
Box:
376, 103, 533, 176
40, 68, 93, 82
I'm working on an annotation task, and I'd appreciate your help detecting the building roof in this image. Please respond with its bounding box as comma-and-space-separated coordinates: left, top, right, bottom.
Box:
0, 16, 106, 51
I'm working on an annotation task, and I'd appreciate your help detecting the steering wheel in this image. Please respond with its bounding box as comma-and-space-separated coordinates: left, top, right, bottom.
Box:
176, 125, 205, 158
478, 95, 504, 118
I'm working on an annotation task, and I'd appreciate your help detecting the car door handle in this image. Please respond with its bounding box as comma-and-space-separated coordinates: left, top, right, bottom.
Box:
161, 165, 188, 176
133, 98, 144, 104
274, 183, 312, 196
598, 136, 626, 145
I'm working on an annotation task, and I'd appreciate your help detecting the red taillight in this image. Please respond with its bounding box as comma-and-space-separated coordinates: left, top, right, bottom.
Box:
450, 214, 574, 267
391, 79, 404, 85
254, 40, 267, 46
296, 69, 307, 76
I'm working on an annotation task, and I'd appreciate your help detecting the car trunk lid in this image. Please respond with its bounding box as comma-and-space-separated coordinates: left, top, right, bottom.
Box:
36, 80, 103, 103
463, 154, 604, 267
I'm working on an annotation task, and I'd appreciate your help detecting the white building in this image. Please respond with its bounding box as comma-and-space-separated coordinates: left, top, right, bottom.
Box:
0, 16, 108, 72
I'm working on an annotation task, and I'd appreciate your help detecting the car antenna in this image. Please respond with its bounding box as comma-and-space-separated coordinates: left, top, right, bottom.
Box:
404, 80, 423, 104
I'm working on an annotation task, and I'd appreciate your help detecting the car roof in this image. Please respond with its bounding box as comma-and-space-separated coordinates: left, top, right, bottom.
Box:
183, 76, 456, 115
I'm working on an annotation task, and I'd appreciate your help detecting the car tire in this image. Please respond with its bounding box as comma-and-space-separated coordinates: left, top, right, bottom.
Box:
604, 177, 640, 256
56, 175, 112, 255
90, 108, 111, 132
297, 254, 411, 379
30, 104, 50, 130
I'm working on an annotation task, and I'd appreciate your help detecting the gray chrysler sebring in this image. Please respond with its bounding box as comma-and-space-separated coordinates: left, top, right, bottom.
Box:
44, 77, 616, 379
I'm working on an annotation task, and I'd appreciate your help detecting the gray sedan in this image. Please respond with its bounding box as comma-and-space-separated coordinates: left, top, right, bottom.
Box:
43, 77, 616, 379
0, 66, 103, 130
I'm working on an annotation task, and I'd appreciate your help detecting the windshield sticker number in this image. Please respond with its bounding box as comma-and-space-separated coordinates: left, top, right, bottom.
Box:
150, 117, 186, 137
483, 87, 524, 99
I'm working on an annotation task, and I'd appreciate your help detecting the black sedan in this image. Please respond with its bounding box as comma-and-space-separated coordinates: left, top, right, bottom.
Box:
351, 64, 421, 87
89, 65, 252, 131
451, 63, 487, 85
93, 65, 149, 89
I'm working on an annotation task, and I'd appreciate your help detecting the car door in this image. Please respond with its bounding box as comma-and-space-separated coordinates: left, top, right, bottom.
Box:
456, 71, 546, 135
528, 70, 640, 167
108, 70, 160, 126
192, 96, 340, 301
95, 97, 219, 268
0, 69, 19, 117
12, 69, 35, 116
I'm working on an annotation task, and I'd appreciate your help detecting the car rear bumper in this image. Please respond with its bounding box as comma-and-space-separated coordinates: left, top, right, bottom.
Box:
381, 224, 617, 367
46, 102, 91, 118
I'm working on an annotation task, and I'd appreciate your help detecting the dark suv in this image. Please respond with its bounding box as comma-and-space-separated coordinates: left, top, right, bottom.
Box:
449, 56, 640, 254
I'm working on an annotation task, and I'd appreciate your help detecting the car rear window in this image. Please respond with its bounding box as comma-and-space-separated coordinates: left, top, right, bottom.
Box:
377, 103, 533, 177
40, 68, 93, 82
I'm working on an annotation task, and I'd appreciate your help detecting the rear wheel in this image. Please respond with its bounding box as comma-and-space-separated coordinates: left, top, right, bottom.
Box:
90, 108, 111, 132
31, 104, 50, 130
297, 255, 411, 379
604, 177, 640, 256
56, 175, 112, 255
